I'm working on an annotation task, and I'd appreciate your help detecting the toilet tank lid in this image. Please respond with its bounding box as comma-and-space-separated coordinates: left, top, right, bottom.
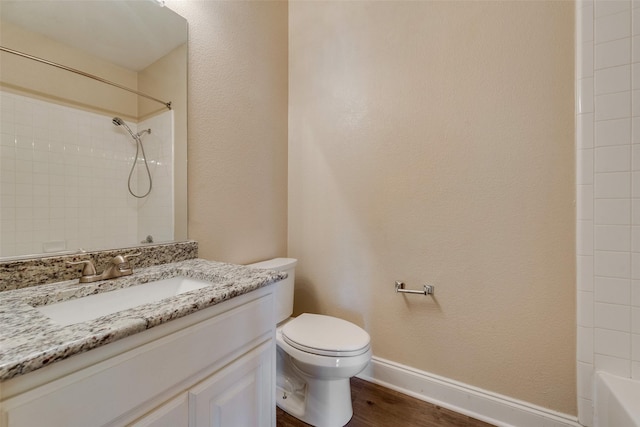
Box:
246, 257, 298, 270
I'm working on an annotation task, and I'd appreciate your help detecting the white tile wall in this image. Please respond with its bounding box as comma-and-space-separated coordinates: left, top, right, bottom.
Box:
595, 38, 629, 69
595, 118, 629, 146
0, 90, 174, 257
577, 0, 639, 425
136, 111, 174, 245
595, 198, 630, 223
595, 276, 631, 304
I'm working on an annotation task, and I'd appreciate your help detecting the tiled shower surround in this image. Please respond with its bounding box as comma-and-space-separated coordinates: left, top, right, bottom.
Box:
576, 1, 640, 425
0, 90, 173, 258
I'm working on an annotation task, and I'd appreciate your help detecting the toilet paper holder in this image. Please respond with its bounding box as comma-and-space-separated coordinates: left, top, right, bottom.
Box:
395, 281, 434, 296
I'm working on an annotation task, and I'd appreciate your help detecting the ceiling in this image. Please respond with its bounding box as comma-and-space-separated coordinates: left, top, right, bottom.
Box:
0, 0, 187, 71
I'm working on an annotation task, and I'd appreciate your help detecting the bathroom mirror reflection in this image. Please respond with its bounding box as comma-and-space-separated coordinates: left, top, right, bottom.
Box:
0, 0, 188, 260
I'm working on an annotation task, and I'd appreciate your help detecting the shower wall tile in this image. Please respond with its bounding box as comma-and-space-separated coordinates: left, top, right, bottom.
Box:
634, 35, 640, 61
581, 42, 595, 79
633, 90, 640, 116
578, 325, 595, 363
595, 276, 631, 303
595, 353, 632, 376
632, 307, 640, 331
576, 10, 597, 414
595, 38, 629, 69
578, 255, 595, 291
137, 111, 174, 246
634, 6, 640, 34
576, 382, 593, 427
633, 145, 640, 169
633, 226, 640, 250
633, 199, 640, 224
595, 118, 629, 146
595, 65, 631, 94
578, 398, 594, 427
595, 11, 631, 44
595, 0, 629, 19
580, 78, 595, 114
0, 90, 174, 258
595, 225, 631, 250
595, 250, 631, 279
578, 185, 594, 220
578, 149, 594, 185
633, 252, 640, 279
583, 4, 595, 40
579, 290, 595, 327
595, 302, 631, 331
579, 113, 595, 148
595, 328, 631, 358
633, 280, 640, 305
633, 333, 640, 359
633, 172, 640, 197
595, 91, 630, 120
595, 145, 630, 171
577, 361, 594, 401
579, 221, 594, 255
594, 171, 630, 197
595, 198, 630, 224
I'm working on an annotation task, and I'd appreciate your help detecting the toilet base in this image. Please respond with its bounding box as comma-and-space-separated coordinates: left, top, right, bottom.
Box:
277, 376, 353, 427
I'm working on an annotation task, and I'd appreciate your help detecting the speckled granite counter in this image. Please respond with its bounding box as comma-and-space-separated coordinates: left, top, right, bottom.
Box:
0, 258, 286, 381
0, 241, 199, 291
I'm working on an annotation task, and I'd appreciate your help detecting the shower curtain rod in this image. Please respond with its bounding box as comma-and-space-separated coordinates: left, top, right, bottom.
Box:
0, 46, 172, 110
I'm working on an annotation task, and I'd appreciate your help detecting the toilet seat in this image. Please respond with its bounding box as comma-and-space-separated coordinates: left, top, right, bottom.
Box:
281, 313, 370, 357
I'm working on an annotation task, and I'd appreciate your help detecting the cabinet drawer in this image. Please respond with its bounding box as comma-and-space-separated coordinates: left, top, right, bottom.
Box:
2, 292, 274, 427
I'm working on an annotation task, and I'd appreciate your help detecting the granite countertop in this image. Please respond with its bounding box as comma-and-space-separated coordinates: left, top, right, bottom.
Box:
0, 258, 286, 381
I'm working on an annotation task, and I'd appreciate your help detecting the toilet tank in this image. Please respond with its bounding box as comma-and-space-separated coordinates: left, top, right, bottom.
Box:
247, 258, 297, 324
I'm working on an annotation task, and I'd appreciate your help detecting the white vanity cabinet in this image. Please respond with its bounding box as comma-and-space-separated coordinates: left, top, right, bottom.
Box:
131, 340, 273, 427
0, 285, 276, 427
187, 340, 273, 427
130, 394, 189, 427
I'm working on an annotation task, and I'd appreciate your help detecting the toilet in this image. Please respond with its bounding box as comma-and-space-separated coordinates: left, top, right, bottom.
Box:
247, 258, 371, 427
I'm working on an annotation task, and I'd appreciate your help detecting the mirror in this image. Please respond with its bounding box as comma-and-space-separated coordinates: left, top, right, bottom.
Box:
0, 0, 188, 260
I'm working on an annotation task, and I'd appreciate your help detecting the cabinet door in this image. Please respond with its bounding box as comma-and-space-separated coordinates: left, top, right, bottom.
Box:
189, 340, 274, 427
129, 393, 189, 427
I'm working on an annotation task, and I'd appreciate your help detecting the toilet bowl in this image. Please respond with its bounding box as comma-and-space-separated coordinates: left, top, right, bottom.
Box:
247, 258, 371, 427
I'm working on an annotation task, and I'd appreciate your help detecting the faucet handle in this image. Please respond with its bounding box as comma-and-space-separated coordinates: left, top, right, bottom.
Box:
124, 252, 141, 262
111, 252, 141, 273
122, 252, 141, 267
66, 260, 97, 276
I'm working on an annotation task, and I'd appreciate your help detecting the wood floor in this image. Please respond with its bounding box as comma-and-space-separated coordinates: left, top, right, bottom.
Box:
276, 377, 495, 427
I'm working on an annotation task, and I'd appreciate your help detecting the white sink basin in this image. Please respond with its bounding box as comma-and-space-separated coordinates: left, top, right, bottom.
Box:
35, 276, 211, 326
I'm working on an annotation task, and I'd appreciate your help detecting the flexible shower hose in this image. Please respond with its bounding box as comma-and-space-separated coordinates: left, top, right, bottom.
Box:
128, 135, 153, 198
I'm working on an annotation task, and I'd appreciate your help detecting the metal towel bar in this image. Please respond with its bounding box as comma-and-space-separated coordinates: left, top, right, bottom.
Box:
395, 281, 434, 296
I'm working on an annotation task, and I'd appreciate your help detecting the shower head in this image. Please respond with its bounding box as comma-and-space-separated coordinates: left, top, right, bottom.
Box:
112, 116, 138, 141
112, 117, 151, 140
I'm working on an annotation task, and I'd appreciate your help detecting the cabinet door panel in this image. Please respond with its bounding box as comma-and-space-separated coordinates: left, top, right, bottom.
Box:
129, 393, 189, 427
189, 341, 273, 427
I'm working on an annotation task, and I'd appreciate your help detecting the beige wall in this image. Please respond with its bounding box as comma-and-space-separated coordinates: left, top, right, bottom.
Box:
289, 0, 576, 415
0, 21, 138, 119
166, 1, 289, 263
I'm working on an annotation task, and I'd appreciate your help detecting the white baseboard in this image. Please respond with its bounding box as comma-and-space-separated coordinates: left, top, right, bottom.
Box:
357, 356, 582, 427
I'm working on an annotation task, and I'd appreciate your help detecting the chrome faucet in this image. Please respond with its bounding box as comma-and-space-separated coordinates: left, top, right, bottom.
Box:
67, 253, 141, 283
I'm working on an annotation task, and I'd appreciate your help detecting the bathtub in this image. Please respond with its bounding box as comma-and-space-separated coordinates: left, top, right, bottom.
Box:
595, 372, 640, 427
